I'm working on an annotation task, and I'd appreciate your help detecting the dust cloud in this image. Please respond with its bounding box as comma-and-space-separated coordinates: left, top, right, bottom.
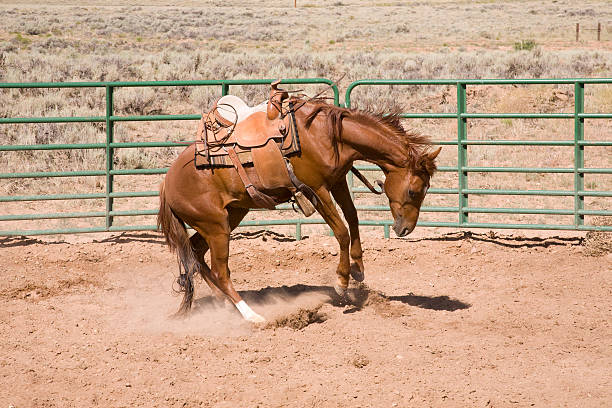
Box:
109, 284, 331, 337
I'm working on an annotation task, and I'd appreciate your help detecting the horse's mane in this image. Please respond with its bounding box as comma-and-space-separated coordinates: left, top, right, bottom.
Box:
297, 98, 436, 175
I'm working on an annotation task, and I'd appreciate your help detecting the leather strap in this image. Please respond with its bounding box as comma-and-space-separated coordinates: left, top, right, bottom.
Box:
285, 160, 319, 207
227, 147, 277, 209
350, 166, 384, 195
195, 114, 206, 141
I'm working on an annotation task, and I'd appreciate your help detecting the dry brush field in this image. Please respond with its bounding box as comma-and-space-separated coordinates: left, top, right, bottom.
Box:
1, 1, 612, 407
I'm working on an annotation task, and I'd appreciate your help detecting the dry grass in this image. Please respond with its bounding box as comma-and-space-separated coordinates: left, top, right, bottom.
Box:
0, 0, 611, 234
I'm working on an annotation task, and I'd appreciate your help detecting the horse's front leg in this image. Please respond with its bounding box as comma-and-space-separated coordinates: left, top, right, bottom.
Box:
312, 187, 351, 296
331, 179, 365, 282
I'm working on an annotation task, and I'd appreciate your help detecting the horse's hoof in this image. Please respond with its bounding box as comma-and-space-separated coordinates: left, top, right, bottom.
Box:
170, 310, 189, 320
350, 262, 365, 282
247, 313, 266, 324
334, 283, 348, 297
236, 300, 266, 323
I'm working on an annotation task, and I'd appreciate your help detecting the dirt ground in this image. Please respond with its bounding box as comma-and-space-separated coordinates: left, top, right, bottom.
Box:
0, 229, 610, 408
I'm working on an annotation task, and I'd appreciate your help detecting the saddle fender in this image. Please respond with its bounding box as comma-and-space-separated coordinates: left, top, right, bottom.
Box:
250, 140, 292, 191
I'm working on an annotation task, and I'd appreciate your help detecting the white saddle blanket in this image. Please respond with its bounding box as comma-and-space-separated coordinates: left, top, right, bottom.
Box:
215, 95, 268, 125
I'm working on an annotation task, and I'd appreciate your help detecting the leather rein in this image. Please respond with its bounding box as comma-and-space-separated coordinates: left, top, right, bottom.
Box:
350, 166, 384, 195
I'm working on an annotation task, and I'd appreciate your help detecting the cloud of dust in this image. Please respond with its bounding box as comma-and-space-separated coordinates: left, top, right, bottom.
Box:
107, 284, 331, 337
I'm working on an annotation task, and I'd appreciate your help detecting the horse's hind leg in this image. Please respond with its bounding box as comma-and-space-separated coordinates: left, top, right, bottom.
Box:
331, 179, 365, 282
193, 208, 264, 323
190, 232, 226, 302
174, 232, 219, 316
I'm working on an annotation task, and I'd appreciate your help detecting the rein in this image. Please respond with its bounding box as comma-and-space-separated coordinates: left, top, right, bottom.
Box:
350, 166, 384, 195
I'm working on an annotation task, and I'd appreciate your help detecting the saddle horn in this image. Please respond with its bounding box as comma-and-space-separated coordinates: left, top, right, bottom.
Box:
268, 80, 289, 120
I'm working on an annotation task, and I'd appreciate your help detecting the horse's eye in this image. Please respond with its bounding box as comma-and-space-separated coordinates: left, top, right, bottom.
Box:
408, 190, 416, 199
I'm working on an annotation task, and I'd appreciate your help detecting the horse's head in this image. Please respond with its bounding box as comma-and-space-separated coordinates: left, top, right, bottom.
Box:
383, 147, 441, 237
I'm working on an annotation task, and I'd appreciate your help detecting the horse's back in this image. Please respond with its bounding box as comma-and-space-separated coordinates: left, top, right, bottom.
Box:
165, 144, 216, 214
164, 143, 252, 220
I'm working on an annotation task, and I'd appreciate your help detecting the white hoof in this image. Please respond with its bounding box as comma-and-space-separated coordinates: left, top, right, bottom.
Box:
334, 283, 348, 297
235, 300, 266, 323
247, 313, 266, 323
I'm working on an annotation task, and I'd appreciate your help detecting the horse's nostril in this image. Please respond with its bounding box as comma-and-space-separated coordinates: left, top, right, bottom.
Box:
395, 227, 407, 237
399, 225, 416, 237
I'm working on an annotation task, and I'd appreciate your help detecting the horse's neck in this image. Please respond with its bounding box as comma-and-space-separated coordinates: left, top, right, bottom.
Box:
341, 118, 408, 170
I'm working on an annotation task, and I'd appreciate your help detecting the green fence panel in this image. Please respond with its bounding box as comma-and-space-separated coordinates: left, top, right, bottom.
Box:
0, 78, 338, 238
344, 79, 612, 233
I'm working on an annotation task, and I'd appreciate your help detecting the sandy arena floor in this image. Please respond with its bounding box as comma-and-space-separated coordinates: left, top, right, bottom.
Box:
1, 229, 610, 407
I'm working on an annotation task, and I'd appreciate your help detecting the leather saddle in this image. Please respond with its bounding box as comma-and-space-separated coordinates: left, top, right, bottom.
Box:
194, 81, 317, 215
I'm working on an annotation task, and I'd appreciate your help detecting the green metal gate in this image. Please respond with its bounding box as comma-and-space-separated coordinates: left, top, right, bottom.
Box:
0, 79, 338, 238
345, 79, 611, 235
1, 78, 610, 238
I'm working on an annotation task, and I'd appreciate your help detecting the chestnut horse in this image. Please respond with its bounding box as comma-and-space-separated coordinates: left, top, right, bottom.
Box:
158, 99, 441, 322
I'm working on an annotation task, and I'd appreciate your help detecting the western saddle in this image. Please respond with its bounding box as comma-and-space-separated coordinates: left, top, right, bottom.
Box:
194, 81, 318, 216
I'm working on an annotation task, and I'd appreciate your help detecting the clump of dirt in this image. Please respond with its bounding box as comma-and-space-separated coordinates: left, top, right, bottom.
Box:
368, 296, 409, 318
363, 288, 387, 306
265, 306, 327, 330
350, 354, 370, 368
344, 281, 377, 306
584, 217, 612, 256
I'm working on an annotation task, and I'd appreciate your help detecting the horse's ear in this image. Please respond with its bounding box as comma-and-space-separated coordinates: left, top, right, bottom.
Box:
428, 147, 442, 161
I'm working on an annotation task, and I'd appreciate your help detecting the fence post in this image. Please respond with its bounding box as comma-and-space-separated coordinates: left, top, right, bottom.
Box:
222, 83, 229, 96
574, 81, 584, 227
576, 23, 580, 41
598, 22, 601, 41
105, 85, 115, 230
457, 82, 468, 226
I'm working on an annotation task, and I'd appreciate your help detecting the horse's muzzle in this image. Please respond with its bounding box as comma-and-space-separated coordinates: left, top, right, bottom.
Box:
393, 220, 416, 237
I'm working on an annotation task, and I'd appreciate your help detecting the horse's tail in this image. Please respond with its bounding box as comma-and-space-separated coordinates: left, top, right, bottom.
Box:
157, 180, 198, 313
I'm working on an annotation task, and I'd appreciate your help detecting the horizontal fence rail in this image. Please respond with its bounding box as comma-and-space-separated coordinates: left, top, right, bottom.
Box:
0, 78, 610, 238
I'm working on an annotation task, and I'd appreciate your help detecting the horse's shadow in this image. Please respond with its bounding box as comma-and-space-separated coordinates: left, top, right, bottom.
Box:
192, 283, 471, 313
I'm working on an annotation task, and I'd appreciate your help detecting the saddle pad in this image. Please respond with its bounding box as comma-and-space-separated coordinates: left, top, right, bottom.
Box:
215, 95, 268, 125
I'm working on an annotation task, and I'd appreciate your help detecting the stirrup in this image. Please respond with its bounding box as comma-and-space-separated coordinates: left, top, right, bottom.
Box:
293, 191, 316, 217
